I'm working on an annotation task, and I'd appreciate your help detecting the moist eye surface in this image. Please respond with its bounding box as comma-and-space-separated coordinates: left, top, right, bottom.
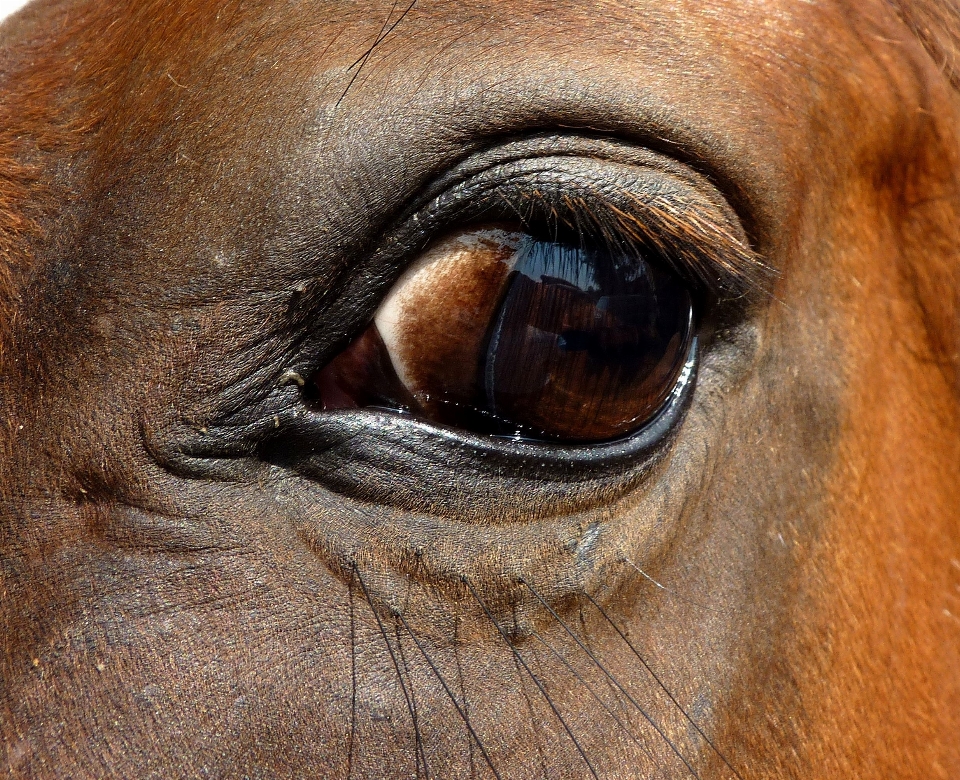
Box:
310, 224, 694, 443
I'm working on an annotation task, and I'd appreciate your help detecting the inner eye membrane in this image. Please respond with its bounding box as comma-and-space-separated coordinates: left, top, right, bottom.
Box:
311, 225, 694, 443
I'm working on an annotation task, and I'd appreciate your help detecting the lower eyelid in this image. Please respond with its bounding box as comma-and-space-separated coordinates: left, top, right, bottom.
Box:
265, 335, 699, 521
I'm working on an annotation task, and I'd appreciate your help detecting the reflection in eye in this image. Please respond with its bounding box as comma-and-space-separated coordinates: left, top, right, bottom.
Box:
311, 226, 694, 442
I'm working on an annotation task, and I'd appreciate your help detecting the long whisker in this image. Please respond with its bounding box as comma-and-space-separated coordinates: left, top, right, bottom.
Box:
451, 620, 478, 780
510, 642, 552, 778
395, 625, 428, 779
348, 571, 358, 780
528, 626, 658, 765
583, 590, 745, 780
620, 555, 725, 615
522, 580, 700, 779
348, 0, 400, 70
462, 577, 600, 780
390, 607, 504, 780
352, 564, 429, 778
337, 0, 417, 106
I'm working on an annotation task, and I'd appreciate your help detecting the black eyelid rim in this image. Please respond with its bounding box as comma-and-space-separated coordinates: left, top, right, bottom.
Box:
283, 336, 699, 487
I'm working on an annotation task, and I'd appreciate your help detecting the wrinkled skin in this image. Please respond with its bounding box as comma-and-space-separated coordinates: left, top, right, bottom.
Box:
2, 1, 959, 777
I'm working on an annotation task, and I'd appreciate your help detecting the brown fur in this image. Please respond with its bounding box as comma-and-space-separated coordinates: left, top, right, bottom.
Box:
1, 1, 959, 777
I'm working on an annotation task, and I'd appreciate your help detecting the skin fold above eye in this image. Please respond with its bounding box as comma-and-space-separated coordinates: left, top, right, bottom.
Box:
2, 1, 959, 778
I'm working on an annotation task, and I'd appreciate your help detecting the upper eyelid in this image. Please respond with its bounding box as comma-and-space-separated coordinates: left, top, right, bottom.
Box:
492, 178, 770, 298
283, 137, 772, 378
407, 156, 772, 300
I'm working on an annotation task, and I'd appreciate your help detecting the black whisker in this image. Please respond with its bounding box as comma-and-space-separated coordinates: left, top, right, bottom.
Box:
583, 590, 745, 780
347, 572, 358, 780
337, 0, 418, 106
337, 0, 399, 105
511, 643, 552, 780
395, 625, 428, 779
522, 580, 700, 779
462, 577, 599, 780
347, 0, 401, 71
352, 564, 429, 778
390, 608, 504, 780
528, 626, 658, 766
452, 620, 478, 780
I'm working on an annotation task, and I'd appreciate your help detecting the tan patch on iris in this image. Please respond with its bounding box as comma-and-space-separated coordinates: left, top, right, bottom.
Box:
375, 227, 522, 417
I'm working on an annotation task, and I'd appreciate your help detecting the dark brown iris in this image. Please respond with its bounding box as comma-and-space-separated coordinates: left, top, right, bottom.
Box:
311, 226, 693, 443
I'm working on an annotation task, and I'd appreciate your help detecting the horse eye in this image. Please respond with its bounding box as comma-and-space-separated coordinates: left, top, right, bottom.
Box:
311, 225, 694, 442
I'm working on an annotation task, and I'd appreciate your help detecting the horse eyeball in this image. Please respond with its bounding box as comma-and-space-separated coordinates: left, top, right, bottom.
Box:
311, 225, 694, 443
375, 227, 524, 414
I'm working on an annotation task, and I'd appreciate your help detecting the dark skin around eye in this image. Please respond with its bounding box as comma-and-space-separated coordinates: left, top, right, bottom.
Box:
1, 1, 959, 779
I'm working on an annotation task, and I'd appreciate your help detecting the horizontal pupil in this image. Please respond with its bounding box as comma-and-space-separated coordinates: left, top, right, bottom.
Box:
485, 240, 692, 441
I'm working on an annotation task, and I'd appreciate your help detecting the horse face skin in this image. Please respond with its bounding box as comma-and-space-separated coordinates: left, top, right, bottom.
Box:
1, 1, 959, 777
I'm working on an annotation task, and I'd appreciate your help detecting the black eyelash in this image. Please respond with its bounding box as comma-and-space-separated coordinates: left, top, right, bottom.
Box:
272, 139, 771, 401
369, 174, 760, 327
528, 189, 766, 296
443, 167, 771, 300
351, 134, 771, 303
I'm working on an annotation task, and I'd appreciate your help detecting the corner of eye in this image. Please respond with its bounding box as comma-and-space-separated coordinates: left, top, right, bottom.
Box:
278, 369, 306, 387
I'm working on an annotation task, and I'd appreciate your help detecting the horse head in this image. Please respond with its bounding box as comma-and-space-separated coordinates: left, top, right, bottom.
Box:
1, 1, 959, 776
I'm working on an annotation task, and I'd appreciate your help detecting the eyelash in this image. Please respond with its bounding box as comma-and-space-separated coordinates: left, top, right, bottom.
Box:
396, 159, 764, 303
